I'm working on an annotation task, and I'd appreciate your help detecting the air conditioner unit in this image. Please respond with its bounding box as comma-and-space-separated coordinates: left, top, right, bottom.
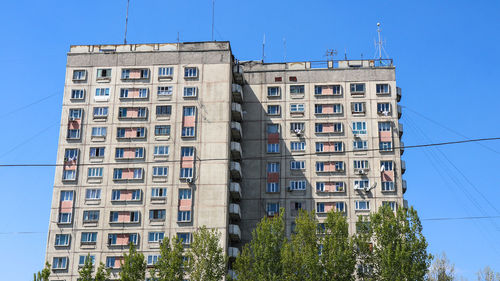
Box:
185, 177, 193, 183
353, 133, 359, 138
294, 128, 304, 136
287, 186, 293, 192
354, 184, 361, 190
356, 169, 367, 175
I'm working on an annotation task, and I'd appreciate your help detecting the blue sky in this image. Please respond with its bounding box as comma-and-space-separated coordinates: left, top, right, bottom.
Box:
0, 0, 499, 279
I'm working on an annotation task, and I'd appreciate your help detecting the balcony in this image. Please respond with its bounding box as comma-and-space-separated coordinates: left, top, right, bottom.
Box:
397, 105, 402, 119
400, 141, 405, 155
398, 123, 404, 137
231, 103, 243, 121
401, 160, 406, 174
230, 162, 242, 181
229, 203, 241, 221
230, 142, 242, 160
402, 180, 407, 194
232, 83, 243, 102
233, 65, 244, 84
231, 122, 242, 141
229, 224, 241, 241
397, 87, 402, 102
229, 182, 241, 200
228, 246, 240, 259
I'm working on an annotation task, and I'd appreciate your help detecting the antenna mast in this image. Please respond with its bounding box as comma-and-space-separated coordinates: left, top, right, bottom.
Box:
211, 0, 215, 41
124, 0, 130, 44
262, 34, 265, 63
283, 38, 287, 62
374, 22, 390, 64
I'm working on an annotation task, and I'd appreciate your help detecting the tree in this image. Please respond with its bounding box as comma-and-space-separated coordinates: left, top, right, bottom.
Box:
427, 252, 455, 281
282, 210, 321, 281
150, 236, 185, 281
33, 262, 51, 281
187, 226, 226, 281
477, 266, 500, 281
120, 243, 146, 281
321, 210, 356, 281
366, 205, 432, 281
233, 209, 286, 281
78, 254, 110, 281
94, 262, 111, 281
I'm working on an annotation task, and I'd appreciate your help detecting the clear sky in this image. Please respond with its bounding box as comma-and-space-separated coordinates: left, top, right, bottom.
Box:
0, 0, 499, 280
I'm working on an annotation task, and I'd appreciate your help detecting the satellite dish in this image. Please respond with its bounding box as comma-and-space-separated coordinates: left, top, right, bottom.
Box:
364, 182, 377, 192
380, 165, 385, 172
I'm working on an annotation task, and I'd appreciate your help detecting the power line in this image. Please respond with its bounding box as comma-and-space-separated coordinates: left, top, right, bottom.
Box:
1, 136, 499, 167
0, 92, 59, 119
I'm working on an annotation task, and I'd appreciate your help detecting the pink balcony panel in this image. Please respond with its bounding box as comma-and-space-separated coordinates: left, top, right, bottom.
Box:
324, 203, 334, 212
267, 133, 280, 144
322, 123, 334, 133
59, 200, 73, 213
122, 169, 135, 179
379, 131, 392, 142
179, 199, 192, 211
183, 116, 196, 127
129, 89, 140, 98
181, 156, 194, 168
126, 108, 139, 118
114, 258, 123, 268
381, 170, 394, 182
129, 69, 141, 79
118, 212, 130, 222
64, 160, 77, 170
323, 162, 336, 172
322, 86, 334, 95
267, 172, 279, 183
68, 120, 81, 130
324, 182, 336, 192
321, 105, 334, 114
120, 190, 133, 201
123, 149, 136, 159
116, 234, 129, 245
124, 129, 137, 138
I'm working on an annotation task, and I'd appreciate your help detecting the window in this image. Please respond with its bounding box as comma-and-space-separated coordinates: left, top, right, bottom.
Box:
55, 234, 70, 246
352, 102, 365, 113
354, 160, 369, 169
112, 190, 141, 201
380, 142, 392, 151
91, 127, 107, 137
376, 83, 390, 94
290, 180, 306, 191
61, 190, 73, 201
267, 143, 280, 153
90, 147, 105, 158
377, 103, 391, 114
316, 142, 343, 152
154, 146, 169, 156
149, 209, 166, 220
382, 181, 395, 191
267, 124, 279, 134
81, 232, 97, 244
182, 127, 195, 137
110, 211, 140, 223
153, 166, 168, 177
381, 161, 393, 171
118, 107, 147, 118
113, 168, 143, 180
378, 122, 391, 132
178, 210, 191, 222
315, 123, 343, 133
184, 67, 198, 78
350, 83, 365, 94
147, 255, 160, 267
290, 122, 305, 132
79, 255, 95, 267
354, 180, 370, 190
316, 182, 344, 192
267, 182, 279, 193
88, 167, 103, 178
352, 122, 367, 135
266, 203, 280, 216
115, 148, 143, 159
180, 167, 193, 179
177, 233, 192, 245
93, 107, 108, 118
95, 88, 110, 97
290, 160, 305, 170
315, 104, 342, 114
290, 141, 306, 151
106, 257, 119, 268
290, 103, 305, 113
148, 232, 165, 243
67, 128, 80, 140
183, 87, 197, 97
71, 89, 85, 99
267, 105, 280, 115
151, 188, 167, 199
155, 125, 171, 136
268, 87, 281, 97
58, 212, 72, 224
83, 210, 100, 223
290, 85, 305, 94
355, 200, 370, 210
156, 105, 172, 117
52, 257, 68, 269
159, 67, 174, 77
353, 140, 368, 150
179, 189, 192, 199
85, 189, 101, 200
97, 68, 111, 78
158, 86, 173, 96
383, 201, 397, 211
122, 69, 149, 79
73, 70, 86, 80
314, 85, 341, 95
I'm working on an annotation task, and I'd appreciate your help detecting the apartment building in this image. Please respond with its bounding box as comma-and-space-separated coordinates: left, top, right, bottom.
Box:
46, 41, 405, 280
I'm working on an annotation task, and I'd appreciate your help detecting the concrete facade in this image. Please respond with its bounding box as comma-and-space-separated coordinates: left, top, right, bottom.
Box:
46, 41, 405, 280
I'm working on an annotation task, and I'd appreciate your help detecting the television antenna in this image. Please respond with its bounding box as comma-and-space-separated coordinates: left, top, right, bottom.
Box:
325, 49, 337, 61
374, 22, 390, 63
124, 0, 130, 44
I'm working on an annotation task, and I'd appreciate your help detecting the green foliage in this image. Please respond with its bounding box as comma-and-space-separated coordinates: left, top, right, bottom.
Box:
33, 262, 51, 281
150, 236, 185, 281
94, 262, 111, 281
321, 210, 356, 281
187, 226, 226, 281
120, 243, 147, 281
365, 205, 433, 281
477, 266, 500, 281
233, 209, 286, 281
79, 254, 94, 281
427, 252, 455, 281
